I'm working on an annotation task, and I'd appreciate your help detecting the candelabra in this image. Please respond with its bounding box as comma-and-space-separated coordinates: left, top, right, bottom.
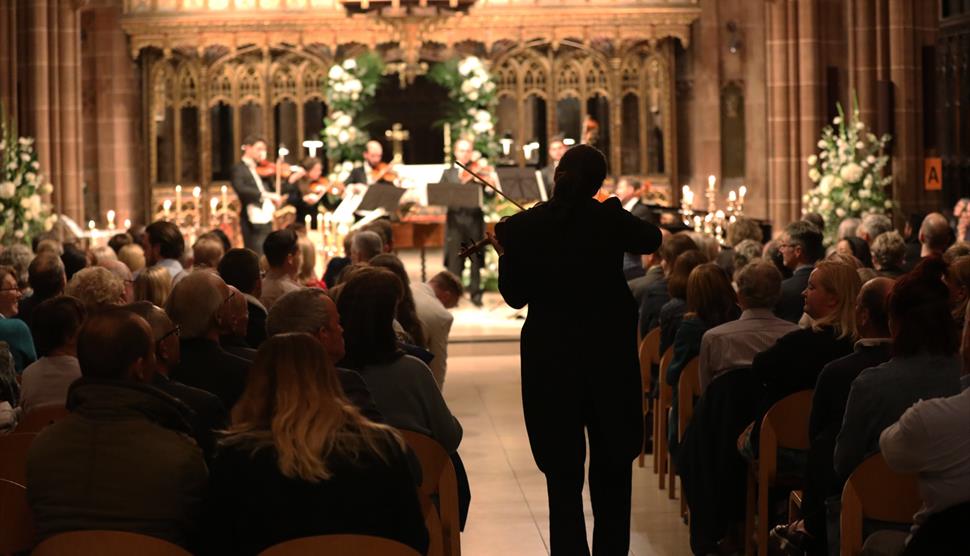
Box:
680, 175, 748, 245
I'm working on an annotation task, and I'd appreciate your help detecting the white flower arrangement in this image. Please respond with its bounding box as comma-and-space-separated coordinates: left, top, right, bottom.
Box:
0, 111, 53, 245
803, 102, 893, 244
429, 56, 499, 159
321, 53, 383, 164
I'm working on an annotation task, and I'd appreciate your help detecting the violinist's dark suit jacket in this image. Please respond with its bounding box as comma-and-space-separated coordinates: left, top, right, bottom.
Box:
440, 167, 485, 273
496, 196, 662, 468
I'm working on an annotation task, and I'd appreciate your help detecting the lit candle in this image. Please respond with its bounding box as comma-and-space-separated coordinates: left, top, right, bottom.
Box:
707, 174, 717, 192
221, 185, 228, 211
728, 191, 737, 202
739, 185, 747, 202
106, 210, 116, 230
163, 199, 172, 219
305, 214, 312, 230
174, 185, 183, 222
88, 220, 95, 231
123, 218, 131, 229
316, 213, 324, 233
193, 186, 201, 200
210, 197, 218, 217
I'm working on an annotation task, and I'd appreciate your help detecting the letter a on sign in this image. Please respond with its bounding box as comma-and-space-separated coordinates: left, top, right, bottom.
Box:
925, 158, 942, 191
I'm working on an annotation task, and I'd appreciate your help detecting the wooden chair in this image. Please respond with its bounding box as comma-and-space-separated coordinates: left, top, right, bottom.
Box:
840, 453, 921, 556
16, 405, 69, 433
258, 534, 422, 556
0, 479, 32, 554
744, 390, 813, 556
638, 328, 660, 468
399, 430, 460, 556
0, 433, 36, 485
676, 357, 701, 519
32, 530, 190, 556
655, 345, 674, 489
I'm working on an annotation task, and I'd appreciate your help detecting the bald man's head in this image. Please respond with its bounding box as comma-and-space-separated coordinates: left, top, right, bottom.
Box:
125, 300, 172, 341
77, 308, 155, 382
856, 276, 894, 337
165, 269, 230, 339
920, 212, 953, 254
454, 139, 473, 165
364, 140, 383, 167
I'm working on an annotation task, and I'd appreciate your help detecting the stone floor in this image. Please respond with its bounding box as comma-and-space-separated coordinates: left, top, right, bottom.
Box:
443, 345, 693, 556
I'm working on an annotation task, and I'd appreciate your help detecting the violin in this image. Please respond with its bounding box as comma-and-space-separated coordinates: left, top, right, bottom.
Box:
369, 161, 398, 184
255, 159, 277, 178
454, 160, 526, 259
300, 176, 345, 198
459, 158, 494, 184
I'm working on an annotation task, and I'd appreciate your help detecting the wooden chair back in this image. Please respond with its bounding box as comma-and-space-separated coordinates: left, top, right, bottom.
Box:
0, 433, 37, 485
840, 453, 921, 556
399, 430, 460, 556
258, 534, 422, 556
655, 346, 674, 490
0, 479, 32, 554
638, 328, 661, 468
676, 357, 700, 517
16, 405, 69, 434
32, 531, 191, 556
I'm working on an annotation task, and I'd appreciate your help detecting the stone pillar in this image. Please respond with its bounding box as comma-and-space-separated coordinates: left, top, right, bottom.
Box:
692, 0, 721, 195
766, 0, 795, 226
0, 2, 18, 119
57, 1, 83, 222
797, 0, 822, 193
850, 0, 878, 124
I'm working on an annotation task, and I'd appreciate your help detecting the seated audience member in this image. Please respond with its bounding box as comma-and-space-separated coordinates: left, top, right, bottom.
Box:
207, 228, 232, 253
775, 220, 825, 323
118, 243, 146, 274
666, 263, 739, 453
857, 213, 894, 245
370, 254, 427, 347
126, 301, 227, 459
835, 257, 962, 479
35, 238, 64, 257
65, 266, 126, 312
838, 217, 861, 240
0, 265, 35, 372
698, 261, 798, 392
134, 264, 173, 307
297, 235, 325, 289
26, 309, 207, 548
205, 333, 428, 556
166, 270, 250, 409
638, 233, 699, 338
91, 246, 117, 265
219, 285, 256, 361
409, 271, 457, 389
0, 244, 32, 290
218, 248, 267, 348
803, 212, 825, 235
350, 230, 383, 264
748, 260, 860, 453
629, 228, 670, 305
919, 212, 953, 259
142, 220, 187, 284
947, 256, 970, 331
880, 388, 970, 554
944, 241, 970, 264
100, 259, 134, 304
20, 297, 85, 413
836, 236, 873, 268
265, 288, 383, 422
857, 267, 878, 284
731, 239, 764, 278
323, 233, 354, 289
17, 252, 66, 327
717, 217, 764, 277
658, 250, 708, 355
260, 229, 303, 311
429, 270, 462, 309
763, 239, 793, 280
871, 230, 907, 278
688, 232, 720, 263
363, 219, 395, 254
192, 234, 225, 269
108, 232, 133, 255
60, 243, 87, 281
772, 277, 895, 553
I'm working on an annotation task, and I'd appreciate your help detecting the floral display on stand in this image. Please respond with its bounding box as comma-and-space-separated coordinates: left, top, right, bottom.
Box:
802, 101, 894, 244
428, 55, 499, 161
0, 111, 54, 245
321, 52, 383, 166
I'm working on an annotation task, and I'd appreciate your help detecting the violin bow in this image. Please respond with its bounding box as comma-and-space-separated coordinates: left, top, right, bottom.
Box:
454, 160, 526, 212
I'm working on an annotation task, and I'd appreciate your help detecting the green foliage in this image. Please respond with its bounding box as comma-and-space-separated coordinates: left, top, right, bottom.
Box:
427, 56, 499, 160
0, 108, 54, 246
321, 52, 384, 164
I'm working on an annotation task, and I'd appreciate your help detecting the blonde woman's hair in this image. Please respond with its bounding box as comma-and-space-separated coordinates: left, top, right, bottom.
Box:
134, 265, 173, 307
64, 266, 125, 312
226, 333, 401, 482
810, 260, 862, 340
297, 236, 317, 284
118, 244, 146, 273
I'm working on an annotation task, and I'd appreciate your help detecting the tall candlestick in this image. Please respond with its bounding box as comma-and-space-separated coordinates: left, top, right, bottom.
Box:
210, 197, 218, 217
707, 174, 717, 192
106, 210, 116, 230
123, 218, 131, 230
163, 199, 172, 220
88, 220, 95, 231
305, 215, 312, 230
220, 186, 229, 224
174, 185, 183, 223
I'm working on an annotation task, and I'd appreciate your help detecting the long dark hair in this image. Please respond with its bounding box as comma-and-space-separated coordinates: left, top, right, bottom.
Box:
336, 266, 404, 370
369, 254, 427, 348
889, 256, 958, 357
550, 144, 607, 205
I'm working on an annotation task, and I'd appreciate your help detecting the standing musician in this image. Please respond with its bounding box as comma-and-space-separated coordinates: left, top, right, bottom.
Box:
284, 157, 343, 228
489, 145, 661, 555
442, 138, 492, 308
541, 134, 566, 198
346, 140, 397, 187
230, 135, 282, 254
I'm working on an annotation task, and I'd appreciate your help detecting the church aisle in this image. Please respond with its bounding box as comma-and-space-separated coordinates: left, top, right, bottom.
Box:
444, 347, 693, 556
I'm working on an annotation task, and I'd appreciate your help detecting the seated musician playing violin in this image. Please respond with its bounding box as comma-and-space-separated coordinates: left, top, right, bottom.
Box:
346, 140, 398, 187
284, 157, 344, 228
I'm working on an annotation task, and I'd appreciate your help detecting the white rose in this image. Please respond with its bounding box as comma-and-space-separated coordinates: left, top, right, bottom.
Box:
850, 200, 861, 211
351, 92, 359, 101
836, 208, 846, 218
819, 175, 834, 195
20, 153, 30, 162
472, 121, 491, 134
833, 117, 842, 125
14, 230, 23, 239
884, 200, 893, 209
342, 58, 357, 71
485, 81, 496, 92
31, 161, 39, 170
18, 137, 32, 146
859, 188, 871, 199
808, 168, 821, 183
475, 110, 491, 122
337, 114, 352, 128
0, 181, 14, 199
342, 161, 354, 172
327, 139, 338, 149
41, 183, 53, 195
817, 140, 827, 149
840, 163, 864, 184
855, 141, 865, 150
468, 76, 483, 89
337, 130, 349, 143
833, 177, 844, 189
460, 80, 475, 95
863, 175, 874, 189
820, 199, 832, 211
468, 91, 479, 101
23, 210, 33, 221
25, 172, 36, 184
328, 65, 343, 80
44, 215, 56, 231
855, 122, 865, 131
807, 155, 818, 166
347, 79, 362, 93
20, 197, 31, 209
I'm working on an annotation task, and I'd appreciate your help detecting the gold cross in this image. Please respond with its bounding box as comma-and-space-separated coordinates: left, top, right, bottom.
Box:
384, 122, 410, 164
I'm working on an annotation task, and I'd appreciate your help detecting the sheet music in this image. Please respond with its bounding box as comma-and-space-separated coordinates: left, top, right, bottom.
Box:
536, 170, 548, 202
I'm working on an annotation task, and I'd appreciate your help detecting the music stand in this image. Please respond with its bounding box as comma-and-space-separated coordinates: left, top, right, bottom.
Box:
427, 182, 482, 209
357, 184, 406, 213
496, 167, 544, 203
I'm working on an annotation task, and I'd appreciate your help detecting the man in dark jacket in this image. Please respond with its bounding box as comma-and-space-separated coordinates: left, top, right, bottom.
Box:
775, 220, 824, 323
218, 248, 267, 349
17, 253, 65, 328
166, 270, 250, 410
230, 135, 279, 254
26, 309, 207, 549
